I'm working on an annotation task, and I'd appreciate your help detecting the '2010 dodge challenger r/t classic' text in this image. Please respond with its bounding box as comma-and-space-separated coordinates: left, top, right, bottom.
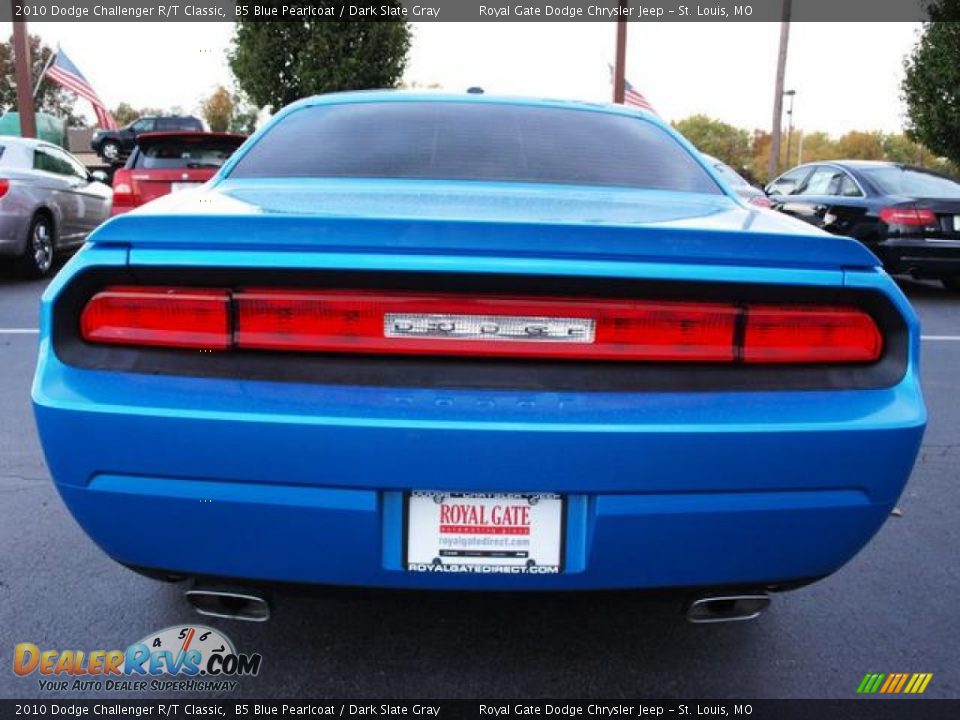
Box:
33, 93, 926, 623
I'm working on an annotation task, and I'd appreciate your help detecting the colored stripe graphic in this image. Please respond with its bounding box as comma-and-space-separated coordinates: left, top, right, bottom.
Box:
858, 673, 932, 694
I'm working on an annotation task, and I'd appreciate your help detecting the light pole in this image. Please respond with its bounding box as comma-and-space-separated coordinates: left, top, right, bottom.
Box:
783, 90, 796, 167
768, 0, 792, 177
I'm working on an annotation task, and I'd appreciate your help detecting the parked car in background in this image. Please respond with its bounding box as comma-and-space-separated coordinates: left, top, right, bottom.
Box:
704, 155, 771, 207
91, 116, 204, 165
0, 136, 112, 277
111, 132, 247, 215
766, 161, 960, 290
33, 93, 925, 624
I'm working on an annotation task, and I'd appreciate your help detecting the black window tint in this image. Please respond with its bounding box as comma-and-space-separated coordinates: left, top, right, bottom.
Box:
133, 138, 243, 169
862, 167, 960, 199
229, 103, 721, 194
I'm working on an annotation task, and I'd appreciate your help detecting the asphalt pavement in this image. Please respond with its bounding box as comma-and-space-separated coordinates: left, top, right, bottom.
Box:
0, 264, 957, 700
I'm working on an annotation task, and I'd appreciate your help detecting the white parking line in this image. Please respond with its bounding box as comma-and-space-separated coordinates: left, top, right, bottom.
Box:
922, 335, 960, 341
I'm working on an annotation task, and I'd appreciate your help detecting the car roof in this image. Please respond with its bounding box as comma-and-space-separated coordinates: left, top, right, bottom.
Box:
276, 89, 662, 124
135, 131, 246, 141
0, 135, 59, 149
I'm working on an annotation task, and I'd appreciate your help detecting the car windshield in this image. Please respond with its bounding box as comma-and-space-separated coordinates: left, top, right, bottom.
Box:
228, 102, 722, 194
862, 167, 960, 199
134, 138, 243, 170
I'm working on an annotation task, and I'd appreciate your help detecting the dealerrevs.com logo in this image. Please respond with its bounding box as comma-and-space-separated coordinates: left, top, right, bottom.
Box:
13, 625, 262, 693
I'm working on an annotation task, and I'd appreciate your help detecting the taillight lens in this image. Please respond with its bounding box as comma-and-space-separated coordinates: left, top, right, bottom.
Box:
79, 287, 884, 365
110, 170, 136, 214
234, 291, 739, 361
0, 179, 9, 199
879, 207, 937, 227
743, 305, 883, 363
747, 195, 773, 208
81, 286, 230, 349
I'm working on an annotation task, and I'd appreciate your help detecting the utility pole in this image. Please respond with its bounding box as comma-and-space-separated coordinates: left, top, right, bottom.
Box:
613, 0, 628, 103
12, 1, 37, 139
768, 0, 792, 178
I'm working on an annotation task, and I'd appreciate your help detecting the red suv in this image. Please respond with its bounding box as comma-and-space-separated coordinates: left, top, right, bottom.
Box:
111, 132, 247, 215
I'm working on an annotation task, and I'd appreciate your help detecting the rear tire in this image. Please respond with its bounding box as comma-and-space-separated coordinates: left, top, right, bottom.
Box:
941, 276, 960, 292
13, 214, 55, 278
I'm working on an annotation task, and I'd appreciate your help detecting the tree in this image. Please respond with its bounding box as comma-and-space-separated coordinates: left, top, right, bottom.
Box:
902, 8, 960, 166
110, 104, 167, 126
228, 6, 411, 111
0, 34, 85, 126
201, 86, 234, 132
795, 131, 836, 164
673, 114, 752, 172
834, 131, 885, 160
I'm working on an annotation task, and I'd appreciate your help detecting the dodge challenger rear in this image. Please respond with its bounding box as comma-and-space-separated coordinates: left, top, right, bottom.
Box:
32, 93, 926, 620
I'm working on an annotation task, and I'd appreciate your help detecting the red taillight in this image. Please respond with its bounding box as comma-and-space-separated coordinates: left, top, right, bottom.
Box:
0, 178, 9, 199
110, 169, 137, 215
234, 291, 739, 361
743, 305, 882, 363
879, 207, 937, 227
81, 286, 230, 349
747, 195, 773, 208
79, 287, 884, 365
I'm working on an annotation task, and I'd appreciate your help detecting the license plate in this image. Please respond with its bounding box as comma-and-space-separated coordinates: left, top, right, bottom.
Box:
954, 215, 960, 231
406, 492, 563, 574
171, 182, 200, 193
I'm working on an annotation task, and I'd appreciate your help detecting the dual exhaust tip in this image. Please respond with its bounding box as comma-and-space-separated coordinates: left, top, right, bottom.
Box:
686, 592, 771, 624
184, 586, 270, 623
183, 585, 769, 625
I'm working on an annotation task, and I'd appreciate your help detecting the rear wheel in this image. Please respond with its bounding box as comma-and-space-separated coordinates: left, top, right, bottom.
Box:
13, 214, 55, 278
941, 276, 960, 292
100, 140, 121, 164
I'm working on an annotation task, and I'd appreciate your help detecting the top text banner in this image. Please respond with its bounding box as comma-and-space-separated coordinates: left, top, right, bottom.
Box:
0, 0, 945, 22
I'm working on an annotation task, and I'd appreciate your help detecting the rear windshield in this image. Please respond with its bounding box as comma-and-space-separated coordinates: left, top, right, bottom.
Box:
134, 138, 243, 170
862, 167, 960, 199
228, 102, 722, 194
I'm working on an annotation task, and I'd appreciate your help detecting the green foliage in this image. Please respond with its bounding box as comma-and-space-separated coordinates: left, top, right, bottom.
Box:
902, 11, 960, 166
0, 35, 85, 127
110, 104, 165, 127
228, 5, 411, 111
672, 114, 752, 173
834, 131, 885, 160
675, 114, 956, 184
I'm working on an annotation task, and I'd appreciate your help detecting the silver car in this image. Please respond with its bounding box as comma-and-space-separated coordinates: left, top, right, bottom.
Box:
0, 136, 112, 277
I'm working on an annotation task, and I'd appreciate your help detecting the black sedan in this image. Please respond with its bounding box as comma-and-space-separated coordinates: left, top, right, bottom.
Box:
765, 161, 960, 290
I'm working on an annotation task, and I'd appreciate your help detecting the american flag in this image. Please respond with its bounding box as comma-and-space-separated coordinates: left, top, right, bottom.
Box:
624, 79, 657, 115
42, 50, 117, 130
608, 64, 658, 115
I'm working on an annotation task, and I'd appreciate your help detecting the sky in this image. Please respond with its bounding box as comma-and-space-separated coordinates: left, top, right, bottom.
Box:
2, 21, 922, 136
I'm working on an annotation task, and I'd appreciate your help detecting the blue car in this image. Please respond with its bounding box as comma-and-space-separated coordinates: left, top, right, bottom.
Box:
33, 93, 926, 623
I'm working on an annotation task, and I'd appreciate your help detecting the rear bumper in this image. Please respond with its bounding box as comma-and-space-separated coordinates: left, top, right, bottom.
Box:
0, 209, 28, 257
878, 238, 960, 277
34, 356, 925, 591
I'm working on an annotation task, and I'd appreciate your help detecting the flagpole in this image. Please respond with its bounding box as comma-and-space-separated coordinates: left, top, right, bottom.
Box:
613, 0, 628, 104
12, 1, 37, 138
32, 47, 57, 100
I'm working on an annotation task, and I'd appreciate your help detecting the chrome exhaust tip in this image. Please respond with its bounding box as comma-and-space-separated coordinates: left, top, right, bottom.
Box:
686, 592, 771, 624
185, 586, 271, 622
